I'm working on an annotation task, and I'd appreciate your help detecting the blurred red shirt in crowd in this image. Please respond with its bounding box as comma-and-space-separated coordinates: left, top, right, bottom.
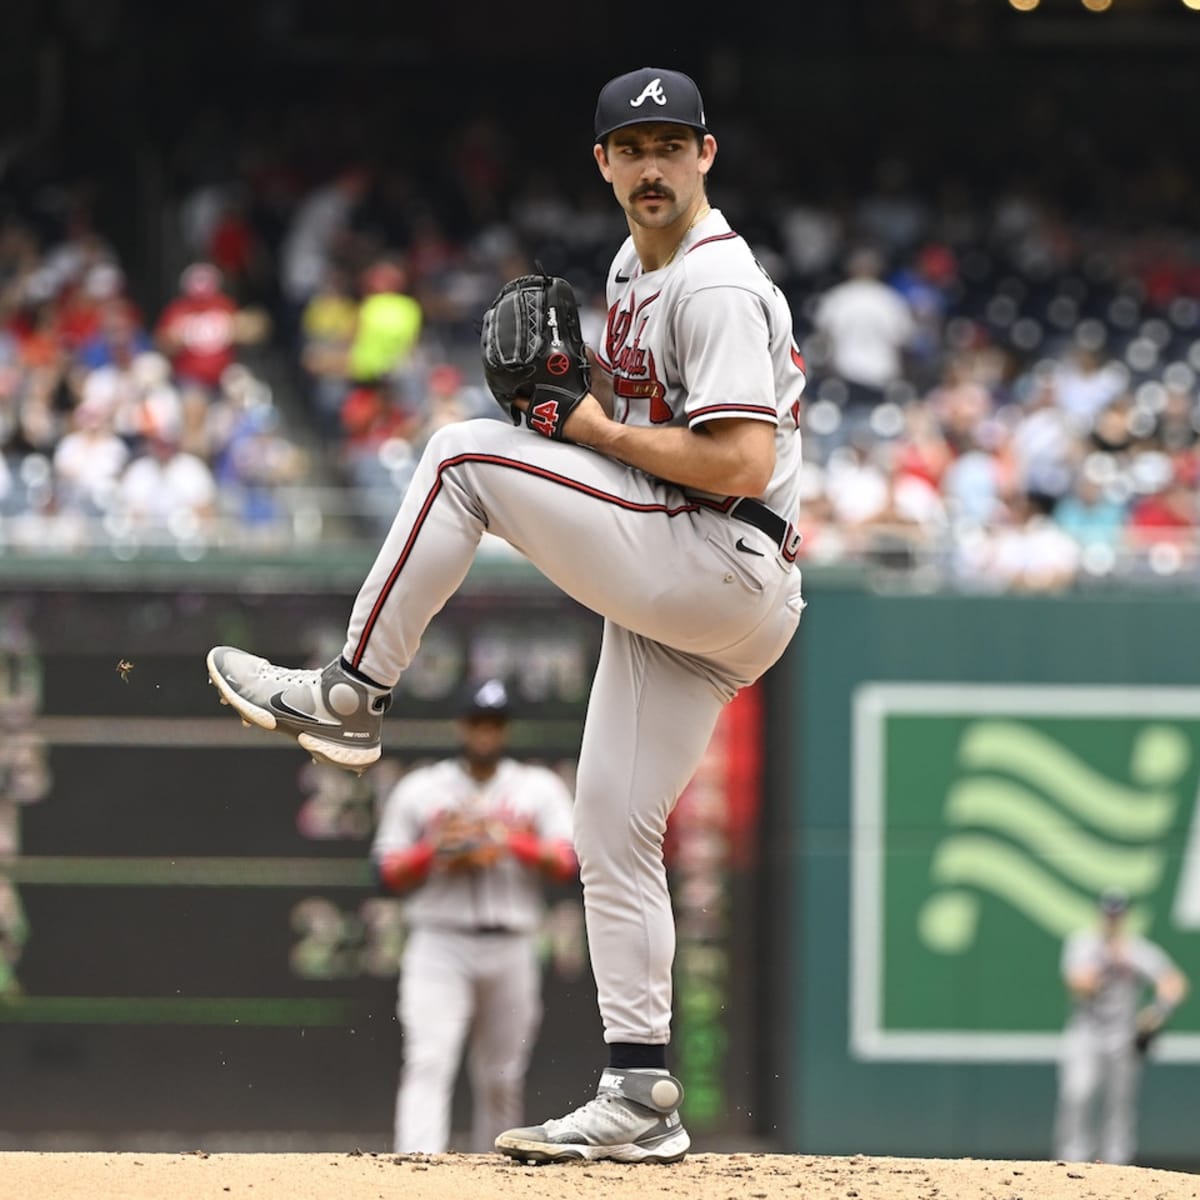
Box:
154, 263, 237, 390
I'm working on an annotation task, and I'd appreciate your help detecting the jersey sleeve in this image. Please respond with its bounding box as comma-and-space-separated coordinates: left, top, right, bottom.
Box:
1129, 937, 1176, 985
370, 772, 427, 859
1061, 931, 1095, 979
674, 286, 778, 428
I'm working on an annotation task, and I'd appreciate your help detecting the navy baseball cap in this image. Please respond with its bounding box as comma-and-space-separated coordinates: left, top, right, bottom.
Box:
459, 679, 512, 719
594, 68, 708, 143
1099, 887, 1130, 915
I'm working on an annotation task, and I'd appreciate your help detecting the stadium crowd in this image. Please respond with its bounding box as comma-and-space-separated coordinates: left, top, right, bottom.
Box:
2, 108, 1199, 589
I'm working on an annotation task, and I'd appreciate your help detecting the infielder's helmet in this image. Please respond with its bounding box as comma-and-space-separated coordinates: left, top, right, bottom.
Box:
594, 67, 708, 144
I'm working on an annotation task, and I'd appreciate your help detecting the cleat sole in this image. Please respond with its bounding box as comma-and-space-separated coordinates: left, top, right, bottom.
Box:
494, 1132, 689, 1166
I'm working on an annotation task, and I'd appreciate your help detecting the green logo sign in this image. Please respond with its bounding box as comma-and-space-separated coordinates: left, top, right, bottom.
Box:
850, 684, 1200, 1062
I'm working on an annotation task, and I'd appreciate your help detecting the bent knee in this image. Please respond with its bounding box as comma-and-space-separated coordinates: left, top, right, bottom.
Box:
574, 820, 666, 884
423, 416, 517, 460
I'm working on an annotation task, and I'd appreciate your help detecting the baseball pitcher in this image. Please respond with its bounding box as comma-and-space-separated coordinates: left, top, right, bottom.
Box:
207, 64, 806, 1164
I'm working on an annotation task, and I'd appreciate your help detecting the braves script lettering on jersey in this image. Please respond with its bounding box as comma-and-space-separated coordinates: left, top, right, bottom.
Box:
595, 207, 806, 526
373, 752, 575, 1153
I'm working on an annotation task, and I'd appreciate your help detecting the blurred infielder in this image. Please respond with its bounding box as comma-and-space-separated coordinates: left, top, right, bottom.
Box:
1054, 888, 1189, 1164
207, 63, 806, 1163
372, 679, 576, 1153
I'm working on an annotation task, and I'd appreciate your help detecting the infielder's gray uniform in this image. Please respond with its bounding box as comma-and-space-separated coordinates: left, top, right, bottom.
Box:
346, 207, 805, 1049
373, 755, 574, 1152
1054, 930, 1178, 1164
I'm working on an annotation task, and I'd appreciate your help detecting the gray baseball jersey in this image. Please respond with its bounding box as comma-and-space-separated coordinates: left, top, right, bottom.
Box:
371, 756, 574, 932
343, 205, 806, 1048
1062, 931, 1175, 1035
596, 207, 806, 526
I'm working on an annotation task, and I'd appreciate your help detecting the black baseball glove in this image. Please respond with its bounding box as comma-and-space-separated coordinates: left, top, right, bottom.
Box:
480, 273, 590, 440
1134, 1004, 1166, 1055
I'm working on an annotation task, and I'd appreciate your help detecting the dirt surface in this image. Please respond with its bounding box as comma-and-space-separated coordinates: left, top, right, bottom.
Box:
1, 1151, 1197, 1200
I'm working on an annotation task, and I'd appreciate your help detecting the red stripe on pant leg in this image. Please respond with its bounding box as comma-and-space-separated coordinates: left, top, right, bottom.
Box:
350, 452, 705, 667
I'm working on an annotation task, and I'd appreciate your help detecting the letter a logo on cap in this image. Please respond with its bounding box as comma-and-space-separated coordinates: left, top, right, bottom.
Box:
629, 78, 668, 109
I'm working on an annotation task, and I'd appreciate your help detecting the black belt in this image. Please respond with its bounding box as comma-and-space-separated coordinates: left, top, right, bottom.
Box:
422, 924, 521, 936
729, 498, 788, 545
729, 498, 801, 561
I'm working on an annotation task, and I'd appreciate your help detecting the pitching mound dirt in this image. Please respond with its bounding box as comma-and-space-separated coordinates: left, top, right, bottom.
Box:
1, 1150, 1197, 1200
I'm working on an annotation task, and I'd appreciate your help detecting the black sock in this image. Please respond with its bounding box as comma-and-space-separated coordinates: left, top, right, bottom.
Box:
340, 657, 389, 692
608, 1043, 667, 1070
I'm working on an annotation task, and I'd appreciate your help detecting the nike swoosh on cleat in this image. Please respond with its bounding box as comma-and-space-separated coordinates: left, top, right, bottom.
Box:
271, 694, 340, 726
734, 537, 766, 557
615, 272, 630, 283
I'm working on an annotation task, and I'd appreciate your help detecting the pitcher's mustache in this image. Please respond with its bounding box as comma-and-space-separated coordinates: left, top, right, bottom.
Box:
631, 183, 676, 201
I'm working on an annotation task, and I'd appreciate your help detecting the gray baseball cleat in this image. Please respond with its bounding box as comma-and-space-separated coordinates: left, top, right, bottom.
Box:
206, 646, 391, 772
494, 1069, 690, 1165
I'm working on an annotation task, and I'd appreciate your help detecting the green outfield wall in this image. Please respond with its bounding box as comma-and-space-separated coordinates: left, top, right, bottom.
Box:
785, 583, 1200, 1167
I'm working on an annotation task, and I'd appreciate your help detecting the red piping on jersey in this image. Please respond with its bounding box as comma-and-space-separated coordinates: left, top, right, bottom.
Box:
348, 453, 709, 668
685, 232, 738, 254
616, 231, 738, 282
688, 402, 778, 423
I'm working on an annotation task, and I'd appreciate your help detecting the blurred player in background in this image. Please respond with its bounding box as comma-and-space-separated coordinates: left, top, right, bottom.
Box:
371, 679, 577, 1153
1054, 887, 1189, 1164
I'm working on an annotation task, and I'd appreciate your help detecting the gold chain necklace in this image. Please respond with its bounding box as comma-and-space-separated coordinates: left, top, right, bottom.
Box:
661, 203, 711, 269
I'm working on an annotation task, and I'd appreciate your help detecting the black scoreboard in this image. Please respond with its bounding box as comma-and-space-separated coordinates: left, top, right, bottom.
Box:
0, 583, 603, 1145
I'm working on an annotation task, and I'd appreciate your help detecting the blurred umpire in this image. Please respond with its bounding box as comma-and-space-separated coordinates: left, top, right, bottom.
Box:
371, 680, 577, 1153
1054, 887, 1189, 1164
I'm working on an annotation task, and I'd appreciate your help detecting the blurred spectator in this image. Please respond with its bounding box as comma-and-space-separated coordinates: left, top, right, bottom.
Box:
207, 187, 272, 306
925, 353, 995, 454
58, 262, 142, 357
52, 372, 130, 516
155, 262, 266, 458
1054, 339, 1128, 431
298, 264, 359, 435
112, 397, 218, 537
414, 363, 497, 447
1008, 366, 1080, 504
1053, 462, 1129, 561
854, 443, 950, 570
889, 242, 959, 389
0, 219, 41, 317
965, 491, 1081, 593
74, 290, 153, 373
1127, 465, 1196, 562
338, 365, 421, 534
279, 165, 373, 332
778, 197, 843, 284
345, 258, 423, 398
213, 397, 309, 528
824, 437, 891, 530
941, 427, 1010, 527
813, 244, 916, 437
